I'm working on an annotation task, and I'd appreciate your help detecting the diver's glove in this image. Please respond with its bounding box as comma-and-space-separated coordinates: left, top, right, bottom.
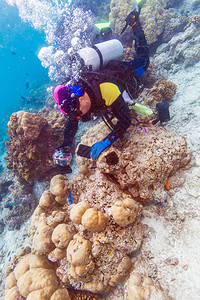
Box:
90, 138, 111, 159
121, 7, 140, 34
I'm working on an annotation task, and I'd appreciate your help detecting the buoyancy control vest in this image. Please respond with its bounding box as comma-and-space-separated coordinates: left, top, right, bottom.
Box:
78, 61, 140, 129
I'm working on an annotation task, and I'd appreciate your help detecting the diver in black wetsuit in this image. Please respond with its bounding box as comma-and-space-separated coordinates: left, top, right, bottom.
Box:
53, 7, 150, 169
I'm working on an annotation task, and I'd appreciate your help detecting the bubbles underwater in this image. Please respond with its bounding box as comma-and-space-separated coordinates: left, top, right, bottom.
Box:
0, 0, 51, 154
0, 0, 97, 156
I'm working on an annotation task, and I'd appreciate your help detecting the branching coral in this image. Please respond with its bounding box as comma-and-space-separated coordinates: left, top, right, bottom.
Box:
5, 110, 66, 184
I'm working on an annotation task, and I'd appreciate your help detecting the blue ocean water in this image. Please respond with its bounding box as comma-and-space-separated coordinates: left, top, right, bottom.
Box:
0, 1, 49, 154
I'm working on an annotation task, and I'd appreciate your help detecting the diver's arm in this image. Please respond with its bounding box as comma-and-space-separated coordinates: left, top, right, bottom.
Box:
90, 95, 131, 159
60, 117, 79, 148
105, 95, 131, 143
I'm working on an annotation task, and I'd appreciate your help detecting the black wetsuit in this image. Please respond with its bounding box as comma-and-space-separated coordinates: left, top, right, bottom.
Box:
61, 20, 149, 148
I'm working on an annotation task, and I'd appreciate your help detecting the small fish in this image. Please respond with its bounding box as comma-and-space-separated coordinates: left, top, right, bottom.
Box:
21, 96, 26, 100
5, 199, 22, 208
26, 82, 29, 89
11, 50, 16, 55
25, 73, 30, 76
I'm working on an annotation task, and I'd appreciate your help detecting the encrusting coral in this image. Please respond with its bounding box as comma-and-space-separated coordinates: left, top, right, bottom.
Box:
184, 15, 200, 30
5, 110, 66, 184
28, 173, 145, 294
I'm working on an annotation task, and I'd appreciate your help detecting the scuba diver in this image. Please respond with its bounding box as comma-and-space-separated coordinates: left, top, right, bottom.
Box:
52, 5, 169, 170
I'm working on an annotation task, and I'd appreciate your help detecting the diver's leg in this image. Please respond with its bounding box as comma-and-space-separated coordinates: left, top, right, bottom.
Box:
123, 10, 149, 77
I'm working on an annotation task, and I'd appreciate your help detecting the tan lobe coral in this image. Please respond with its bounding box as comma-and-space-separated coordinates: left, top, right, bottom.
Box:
81, 207, 107, 233
51, 223, 73, 249
67, 234, 92, 266
49, 174, 69, 204
70, 202, 91, 224
39, 190, 55, 208
127, 272, 171, 300
4, 254, 71, 300
112, 197, 140, 227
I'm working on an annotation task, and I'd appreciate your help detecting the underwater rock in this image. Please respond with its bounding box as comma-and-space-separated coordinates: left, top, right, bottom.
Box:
76, 121, 191, 202
29, 173, 145, 293
153, 23, 200, 72
5, 110, 66, 184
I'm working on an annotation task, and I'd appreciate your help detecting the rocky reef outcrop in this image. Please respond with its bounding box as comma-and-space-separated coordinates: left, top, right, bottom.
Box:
76, 121, 191, 202
5, 110, 66, 184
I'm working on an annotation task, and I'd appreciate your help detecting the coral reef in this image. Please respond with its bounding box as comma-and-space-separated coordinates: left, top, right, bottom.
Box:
77, 121, 191, 202
139, 0, 168, 45
30, 174, 145, 293
184, 15, 200, 30
109, 0, 133, 43
153, 23, 200, 72
127, 272, 172, 299
109, 0, 169, 45
0, 172, 38, 231
5, 110, 66, 184
138, 80, 177, 107
4, 253, 71, 300
4, 193, 38, 231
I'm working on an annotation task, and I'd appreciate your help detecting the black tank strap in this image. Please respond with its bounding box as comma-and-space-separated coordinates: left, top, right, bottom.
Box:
92, 45, 104, 69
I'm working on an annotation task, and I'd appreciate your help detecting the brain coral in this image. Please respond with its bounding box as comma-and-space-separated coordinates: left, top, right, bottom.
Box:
5, 110, 66, 184
76, 121, 191, 202
4, 254, 71, 300
30, 173, 145, 293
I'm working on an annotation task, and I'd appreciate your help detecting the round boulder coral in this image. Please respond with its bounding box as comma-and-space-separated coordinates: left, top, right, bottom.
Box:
4, 254, 71, 300
67, 234, 92, 266
51, 223, 73, 249
81, 207, 107, 233
127, 272, 170, 300
112, 197, 140, 227
70, 202, 91, 224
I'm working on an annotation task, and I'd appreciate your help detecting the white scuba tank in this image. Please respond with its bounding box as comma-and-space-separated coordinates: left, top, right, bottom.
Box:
78, 39, 123, 71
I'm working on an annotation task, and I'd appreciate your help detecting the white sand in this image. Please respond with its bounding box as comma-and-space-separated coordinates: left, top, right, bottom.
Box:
133, 61, 200, 299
